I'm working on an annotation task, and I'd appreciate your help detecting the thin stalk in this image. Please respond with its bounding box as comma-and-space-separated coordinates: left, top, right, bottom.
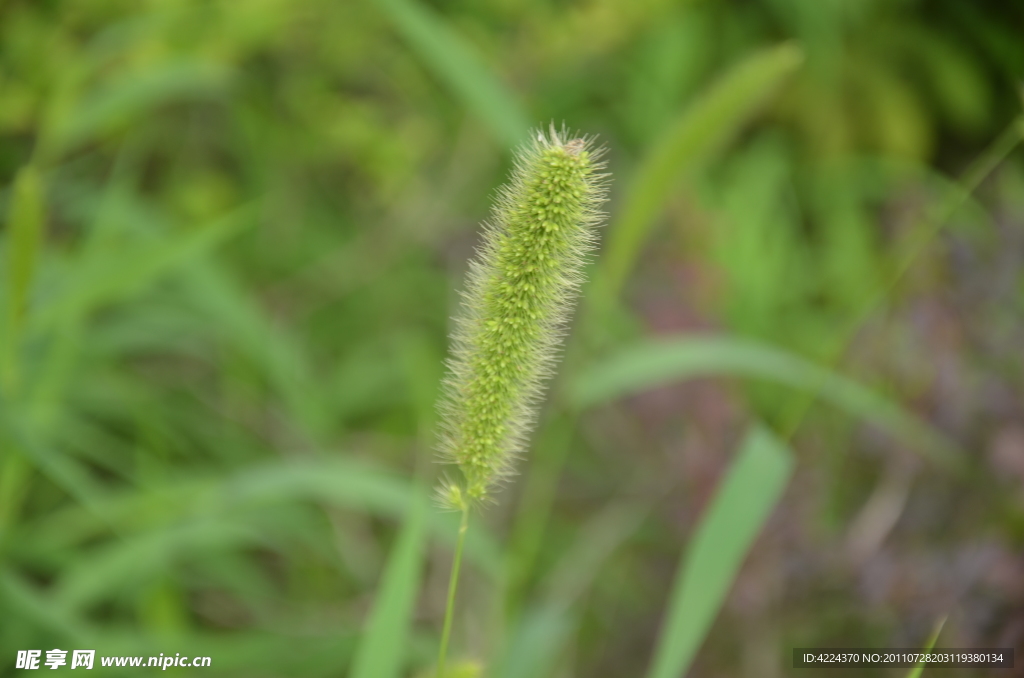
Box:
504, 412, 573, 619
905, 615, 947, 678
780, 115, 1024, 441
436, 505, 469, 678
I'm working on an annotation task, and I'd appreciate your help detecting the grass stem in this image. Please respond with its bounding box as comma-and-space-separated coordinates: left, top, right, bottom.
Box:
436, 505, 469, 678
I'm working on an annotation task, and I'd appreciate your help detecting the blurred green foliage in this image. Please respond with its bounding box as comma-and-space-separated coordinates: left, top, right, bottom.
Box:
1, 0, 1023, 676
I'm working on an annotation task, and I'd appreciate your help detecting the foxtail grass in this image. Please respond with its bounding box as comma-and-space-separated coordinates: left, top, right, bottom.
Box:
434, 125, 608, 676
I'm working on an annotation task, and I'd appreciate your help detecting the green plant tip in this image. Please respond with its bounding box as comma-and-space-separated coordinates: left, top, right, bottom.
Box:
437, 125, 609, 508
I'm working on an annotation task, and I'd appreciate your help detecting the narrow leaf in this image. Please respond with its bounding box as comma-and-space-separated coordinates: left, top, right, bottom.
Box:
905, 616, 946, 678
541, 497, 650, 608
374, 0, 529, 147
645, 425, 794, 678
0, 406, 106, 520
349, 492, 428, 678
0, 567, 92, 643
179, 261, 324, 437
51, 59, 230, 154
32, 203, 259, 331
572, 335, 962, 470
2, 165, 45, 389
600, 43, 803, 295
54, 520, 261, 610
5, 166, 44, 322
29, 457, 504, 580
495, 603, 575, 678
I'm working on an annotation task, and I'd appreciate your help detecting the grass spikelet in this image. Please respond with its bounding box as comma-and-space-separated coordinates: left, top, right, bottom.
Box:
437, 124, 609, 508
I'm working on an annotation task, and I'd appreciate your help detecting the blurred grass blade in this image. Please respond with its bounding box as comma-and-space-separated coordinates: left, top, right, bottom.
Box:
496, 603, 575, 678
374, 0, 529, 147
5, 166, 44, 323
180, 261, 325, 437
33, 203, 259, 331
48, 59, 230, 156
500, 497, 650, 678
541, 497, 650, 609
0, 407, 105, 519
30, 457, 504, 579
600, 43, 803, 295
205, 459, 505, 577
905, 615, 947, 678
55, 520, 262, 610
394, 330, 443, 442
2, 165, 45, 391
0, 567, 92, 643
0, 453, 31, 534
504, 415, 575, 616
572, 335, 962, 470
349, 491, 428, 678
882, 114, 1024, 311
645, 425, 794, 678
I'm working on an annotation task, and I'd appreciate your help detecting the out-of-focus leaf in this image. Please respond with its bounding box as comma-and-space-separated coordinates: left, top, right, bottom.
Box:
600, 43, 803, 295
349, 491, 428, 678
4, 166, 44, 325
942, 3, 1024, 83
54, 520, 262, 610
645, 425, 794, 678
0, 454, 31, 534
2, 165, 45, 389
503, 416, 575, 616
905, 616, 946, 678
49, 59, 230, 154
621, 8, 712, 147
495, 603, 574, 678
541, 497, 650, 609
32, 203, 259, 331
849, 57, 930, 159
904, 29, 990, 133
572, 335, 963, 470
706, 134, 802, 341
374, 0, 529, 148
0, 406, 106, 518
418, 659, 485, 678
179, 261, 325, 437
394, 330, 444, 440
0, 567, 92, 643
497, 497, 651, 678
28, 457, 504, 580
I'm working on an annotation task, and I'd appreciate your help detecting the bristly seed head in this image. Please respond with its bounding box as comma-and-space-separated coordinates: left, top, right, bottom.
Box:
436, 124, 609, 510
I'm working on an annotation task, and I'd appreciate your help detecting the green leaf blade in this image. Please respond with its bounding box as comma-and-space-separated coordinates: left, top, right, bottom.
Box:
3, 165, 46, 390
31, 203, 259, 332
374, 0, 530, 148
600, 43, 803, 295
645, 424, 794, 678
571, 335, 963, 470
349, 493, 428, 678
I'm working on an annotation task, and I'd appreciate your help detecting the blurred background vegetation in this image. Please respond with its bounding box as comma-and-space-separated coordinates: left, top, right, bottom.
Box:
1, 0, 1023, 676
